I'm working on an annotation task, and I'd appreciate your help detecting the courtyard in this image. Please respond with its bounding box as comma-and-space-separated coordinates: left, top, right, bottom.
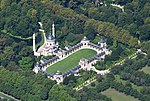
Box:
46, 49, 97, 73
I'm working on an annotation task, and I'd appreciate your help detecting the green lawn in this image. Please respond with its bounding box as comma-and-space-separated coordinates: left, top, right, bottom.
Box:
140, 66, 150, 74
46, 49, 97, 73
102, 88, 140, 101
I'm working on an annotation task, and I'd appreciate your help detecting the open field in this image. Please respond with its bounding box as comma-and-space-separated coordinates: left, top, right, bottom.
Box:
102, 88, 140, 101
140, 66, 150, 74
46, 49, 97, 73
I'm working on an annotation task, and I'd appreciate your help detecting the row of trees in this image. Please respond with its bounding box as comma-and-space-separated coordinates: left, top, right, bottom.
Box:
120, 71, 150, 86
108, 54, 150, 101
63, 70, 97, 87
111, 81, 150, 101
94, 43, 135, 69
90, 72, 149, 101
79, 71, 149, 101
111, 54, 150, 86
0, 0, 139, 47
54, 0, 150, 42
77, 87, 112, 101
49, 85, 76, 101
42, 0, 139, 47
85, 19, 139, 47
111, 53, 150, 73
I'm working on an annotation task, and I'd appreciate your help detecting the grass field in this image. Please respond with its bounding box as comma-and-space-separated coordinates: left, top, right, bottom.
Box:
140, 66, 150, 74
102, 88, 140, 101
46, 49, 97, 73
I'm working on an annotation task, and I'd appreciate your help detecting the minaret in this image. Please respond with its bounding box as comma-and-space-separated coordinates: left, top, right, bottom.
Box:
33, 33, 36, 53
43, 32, 47, 43
52, 22, 55, 38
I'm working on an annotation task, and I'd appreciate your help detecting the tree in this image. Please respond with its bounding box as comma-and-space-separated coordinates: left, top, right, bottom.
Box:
127, 23, 138, 37
63, 74, 77, 87
96, 80, 110, 92
88, 7, 100, 20
27, 8, 37, 18
0, 0, 12, 9
0, 68, 56, 101
129, 37, 138, 47
118, 13, 129, 27
18, 57, 33, 69
19, 46, 32, 57
94, 61, 106, 70
66, 33, 76, 42
144, 17, 150, 24
0, 18, 5, 30
141, 41, 150, 54
85, 27, 96, 40
6, 61, 19, 71
49, 85, 76, 101
68, 0, 78, 9
139, 24, 150, 41
96, 74, 103, 82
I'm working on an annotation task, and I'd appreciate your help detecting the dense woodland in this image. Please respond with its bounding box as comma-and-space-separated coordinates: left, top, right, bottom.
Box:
0, 0, 150, 101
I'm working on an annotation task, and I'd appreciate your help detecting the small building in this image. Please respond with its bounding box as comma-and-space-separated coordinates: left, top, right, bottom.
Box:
80, 36, 90, 46
65, 45, 72, 50
33, 63, 41, 73
51, 72, 64, 84
98, 39, 106, 48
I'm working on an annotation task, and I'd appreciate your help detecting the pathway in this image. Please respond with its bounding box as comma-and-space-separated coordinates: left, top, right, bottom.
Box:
73, 52, 138, 91
0, 92, 20, 101
1, 29, 37, 40
73, 76, 97, 91
110, 4, 124, 12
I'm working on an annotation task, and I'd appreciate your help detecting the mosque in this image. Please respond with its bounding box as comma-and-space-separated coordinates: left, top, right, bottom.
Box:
33, 22, 112, 84
33, 23, 59, 56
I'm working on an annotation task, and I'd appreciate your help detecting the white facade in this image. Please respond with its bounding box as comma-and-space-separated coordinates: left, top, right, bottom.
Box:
33, 23, 58, 56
